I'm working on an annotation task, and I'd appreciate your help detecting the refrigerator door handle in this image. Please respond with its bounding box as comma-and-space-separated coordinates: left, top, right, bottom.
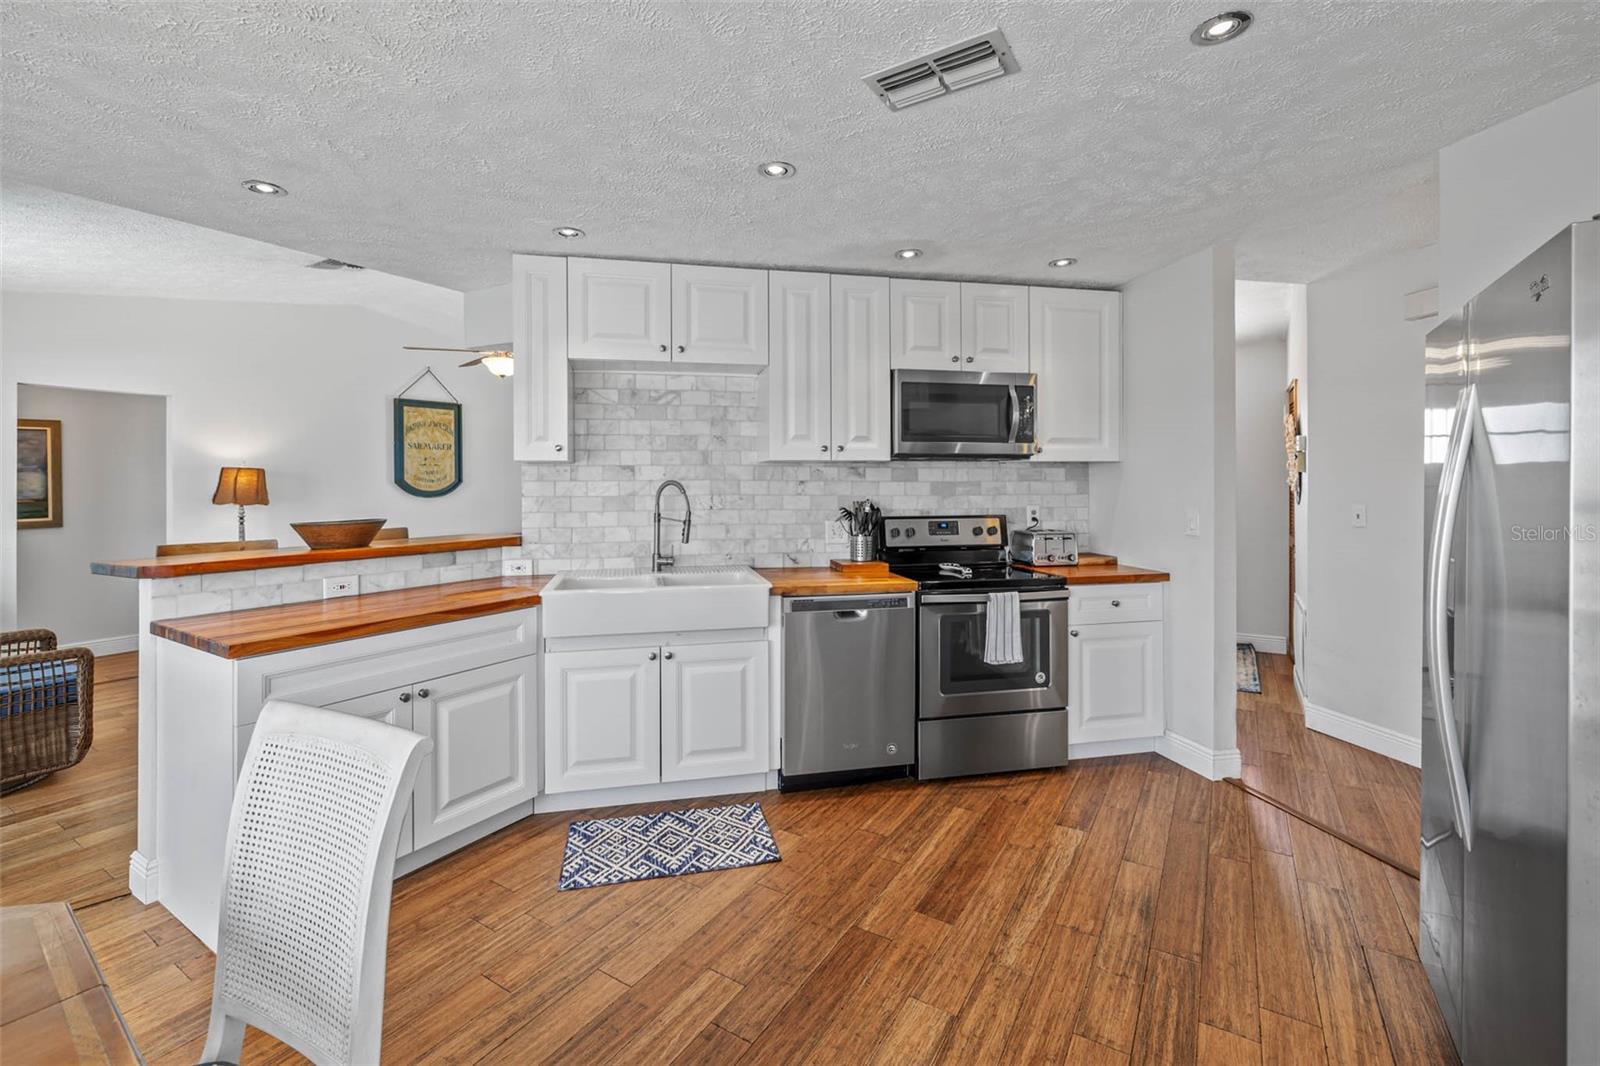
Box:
1426, 384, 1477, 851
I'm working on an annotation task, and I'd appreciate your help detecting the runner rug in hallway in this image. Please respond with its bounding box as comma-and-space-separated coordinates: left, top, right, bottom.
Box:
1236, 643, 1262, 693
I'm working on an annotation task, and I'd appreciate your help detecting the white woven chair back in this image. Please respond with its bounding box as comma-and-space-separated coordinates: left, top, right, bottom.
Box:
200, 700, 429, 1066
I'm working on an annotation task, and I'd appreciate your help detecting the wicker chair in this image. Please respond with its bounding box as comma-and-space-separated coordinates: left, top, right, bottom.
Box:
0, 629, 94, 793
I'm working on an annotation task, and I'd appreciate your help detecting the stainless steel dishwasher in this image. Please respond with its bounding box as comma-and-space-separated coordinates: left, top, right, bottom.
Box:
781, 593, 915, 790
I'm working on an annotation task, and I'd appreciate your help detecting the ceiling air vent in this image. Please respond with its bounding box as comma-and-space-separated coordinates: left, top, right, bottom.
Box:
307, 257, 364, 270
863, 29, 1018, 111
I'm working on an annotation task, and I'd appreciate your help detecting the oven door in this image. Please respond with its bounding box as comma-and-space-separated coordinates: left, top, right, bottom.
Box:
893, 370, 1037, 458
918, 591, 1068, 719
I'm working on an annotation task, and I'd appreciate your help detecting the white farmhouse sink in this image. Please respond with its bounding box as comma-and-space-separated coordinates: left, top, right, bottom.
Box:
541, 566, 771, 638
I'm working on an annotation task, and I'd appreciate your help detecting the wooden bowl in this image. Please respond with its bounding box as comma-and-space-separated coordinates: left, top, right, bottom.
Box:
290, 519, 388, 550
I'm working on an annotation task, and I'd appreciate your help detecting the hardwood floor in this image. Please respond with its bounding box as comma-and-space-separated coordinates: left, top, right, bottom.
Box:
1237, 651, 1424, 875
0, 652, 1458, 1064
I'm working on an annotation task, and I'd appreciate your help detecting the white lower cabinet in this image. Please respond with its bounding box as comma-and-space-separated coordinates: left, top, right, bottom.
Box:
544, 638, 769, 794
661, 640, 769, 782
411, 658, 541, 848
323, 687, 417, 857
1068, 584, 1165, 744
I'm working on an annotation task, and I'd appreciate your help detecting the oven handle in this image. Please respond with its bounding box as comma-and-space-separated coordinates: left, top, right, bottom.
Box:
1007, 385, 1021, 443
921, 590, 1069, 605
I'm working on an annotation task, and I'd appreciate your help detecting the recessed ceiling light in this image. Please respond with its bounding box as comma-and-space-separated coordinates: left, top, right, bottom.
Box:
1048, 257, 1078, 268
1191, 10, 1252, 45
241, 179, 288, 196
758, 161, 796, 178
553, 226, 585, 238
894, 248, 923, 260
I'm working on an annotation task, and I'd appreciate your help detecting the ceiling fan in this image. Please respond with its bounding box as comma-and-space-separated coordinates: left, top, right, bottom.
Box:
403, 345, 514, 378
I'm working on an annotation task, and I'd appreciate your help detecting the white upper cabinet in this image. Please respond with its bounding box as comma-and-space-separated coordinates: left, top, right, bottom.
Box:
1029, 287, 1122, 461
830, 274, 892, 460
766, 271, 832, 460
672, 265, 768, 367
567, 258, 672, 362
960, 283, 1029, 372
890, 279, 961, 369
660, 640, 769, 782
510, 255, 570, 462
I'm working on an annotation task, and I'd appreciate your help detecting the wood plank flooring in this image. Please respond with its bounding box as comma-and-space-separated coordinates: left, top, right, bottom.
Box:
0, 652, 1458, 1064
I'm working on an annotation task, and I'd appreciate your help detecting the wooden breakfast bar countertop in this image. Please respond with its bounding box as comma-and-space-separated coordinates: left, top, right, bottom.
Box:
93, 532, 522, 579
151, 576, 550, 659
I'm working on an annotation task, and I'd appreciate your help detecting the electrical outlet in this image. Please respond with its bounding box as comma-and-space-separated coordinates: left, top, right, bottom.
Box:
824, 519, 847, 548
1025, 505, 1042, 528
323, 576, 357, 598
502, 557, 533, 576
1352, 504, 1368, 528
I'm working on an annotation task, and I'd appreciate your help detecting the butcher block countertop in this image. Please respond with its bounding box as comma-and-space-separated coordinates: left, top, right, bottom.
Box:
1021, 557, 1170, 584
93, 532, 522, 579
152, 576, 550, 659
755, 567, 919, 597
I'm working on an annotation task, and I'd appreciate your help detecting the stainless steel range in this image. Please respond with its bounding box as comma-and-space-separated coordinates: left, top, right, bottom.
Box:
881, 513, 1070, 780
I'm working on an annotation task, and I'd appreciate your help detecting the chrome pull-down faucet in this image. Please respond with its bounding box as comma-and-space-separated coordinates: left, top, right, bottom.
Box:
651, 479, 692, 571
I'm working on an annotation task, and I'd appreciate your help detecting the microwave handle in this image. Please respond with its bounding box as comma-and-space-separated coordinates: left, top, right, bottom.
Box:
1008, 385, 1021, 443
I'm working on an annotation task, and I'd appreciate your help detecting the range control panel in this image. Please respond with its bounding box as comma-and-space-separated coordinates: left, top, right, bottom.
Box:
882, 514, 1006, 548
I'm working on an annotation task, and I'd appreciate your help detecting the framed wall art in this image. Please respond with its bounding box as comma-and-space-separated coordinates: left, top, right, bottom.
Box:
393, 370, 463, 497
17, 418, 63, 529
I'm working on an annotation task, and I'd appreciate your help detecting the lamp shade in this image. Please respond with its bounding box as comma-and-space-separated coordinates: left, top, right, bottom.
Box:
212, 466, 269, 506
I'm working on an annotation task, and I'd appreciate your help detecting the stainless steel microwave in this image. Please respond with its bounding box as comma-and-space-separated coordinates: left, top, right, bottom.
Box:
891, 370, 1038, 459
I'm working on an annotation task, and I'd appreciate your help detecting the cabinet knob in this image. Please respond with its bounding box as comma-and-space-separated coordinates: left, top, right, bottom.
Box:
554, 443, 564, 452
416, 688, 430, 699
1070, 630, 1079, 637
835, 444, 844, 452
648, 651, 658, 661
664, 651, 675, 660
820, 445, 828, 453
966, 356, 974, 363
658, 344, 667, 352
676, 345, 685, 354
950, 355, 959, 363
1111, 600, 1121, 607
398, 692, 411, 703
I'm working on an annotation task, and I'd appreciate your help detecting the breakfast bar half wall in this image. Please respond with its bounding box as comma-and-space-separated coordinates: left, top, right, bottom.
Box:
90, 532, 523, 904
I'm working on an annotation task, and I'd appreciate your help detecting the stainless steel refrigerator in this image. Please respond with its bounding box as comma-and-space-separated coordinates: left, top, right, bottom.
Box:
1421, 220, 1599, 1065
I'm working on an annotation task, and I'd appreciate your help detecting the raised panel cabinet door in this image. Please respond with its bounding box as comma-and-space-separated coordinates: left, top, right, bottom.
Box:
568, 257, 672, 362
511, 254, 570, 461
672, 264, 769, 367
831, 274, 892, 460
411, 657, 540, 848
890, 279, 961, 369
1067, 620, 1163, 743
960, 283, 1029, 372
543, 646, 662, 794
321, 687, 416, 856
766, 271, 833, 460
1029, 287, 1122, 461
660, 640, 769, 782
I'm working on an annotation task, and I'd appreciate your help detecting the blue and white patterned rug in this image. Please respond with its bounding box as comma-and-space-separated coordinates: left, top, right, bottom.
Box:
558, 801, 781, 890
1237, 643, 1262, 693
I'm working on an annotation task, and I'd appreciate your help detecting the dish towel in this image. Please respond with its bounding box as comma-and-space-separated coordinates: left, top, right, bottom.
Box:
983, 591, 1024, 665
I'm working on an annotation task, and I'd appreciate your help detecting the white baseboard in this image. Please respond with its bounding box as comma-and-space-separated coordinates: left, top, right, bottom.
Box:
70, 634, 138, 656
128, 851, 158, 903
1237, 633, 1287, 655
532, 772, 771, 815
1157, 731, 1242, 781
1302, 698, 1422, 768
1069, 736, 1160, 761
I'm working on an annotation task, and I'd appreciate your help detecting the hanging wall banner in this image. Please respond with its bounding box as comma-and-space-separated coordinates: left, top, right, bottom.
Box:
394, 397, 463, 496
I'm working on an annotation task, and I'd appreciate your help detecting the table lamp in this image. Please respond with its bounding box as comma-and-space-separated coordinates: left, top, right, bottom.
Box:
212, 467, 269, 541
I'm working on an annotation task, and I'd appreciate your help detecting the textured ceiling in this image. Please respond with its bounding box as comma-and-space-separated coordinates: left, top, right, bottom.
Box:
1235, 279, 1294, 345
2, 2, 1597, 292
1, 183, 461, 334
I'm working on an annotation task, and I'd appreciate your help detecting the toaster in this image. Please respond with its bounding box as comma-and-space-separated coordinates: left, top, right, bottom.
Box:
1010, 528, 1078, 565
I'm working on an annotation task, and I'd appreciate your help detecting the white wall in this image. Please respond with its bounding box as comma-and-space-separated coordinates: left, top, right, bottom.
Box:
1301, 244, 1437, 763
1235, 337, 1288, 647
1439, 82, 1600, 311
1091, 245, 1238, 769
1, 292, 520, 628
16, 385, 165, 649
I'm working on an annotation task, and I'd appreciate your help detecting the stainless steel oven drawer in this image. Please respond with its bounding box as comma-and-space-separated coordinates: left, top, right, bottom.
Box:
917, 708, 1069, 780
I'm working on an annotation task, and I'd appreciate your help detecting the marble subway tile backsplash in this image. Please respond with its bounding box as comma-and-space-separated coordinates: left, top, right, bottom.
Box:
517, 371, 1092, 571
147, 549, 505, 620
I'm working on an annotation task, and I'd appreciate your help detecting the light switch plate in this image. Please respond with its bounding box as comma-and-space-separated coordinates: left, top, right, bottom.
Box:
1352, 504, 1368, 528
323, 576, 357, 598
502, 558, 533, 576
1184, 507, 1201, 538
